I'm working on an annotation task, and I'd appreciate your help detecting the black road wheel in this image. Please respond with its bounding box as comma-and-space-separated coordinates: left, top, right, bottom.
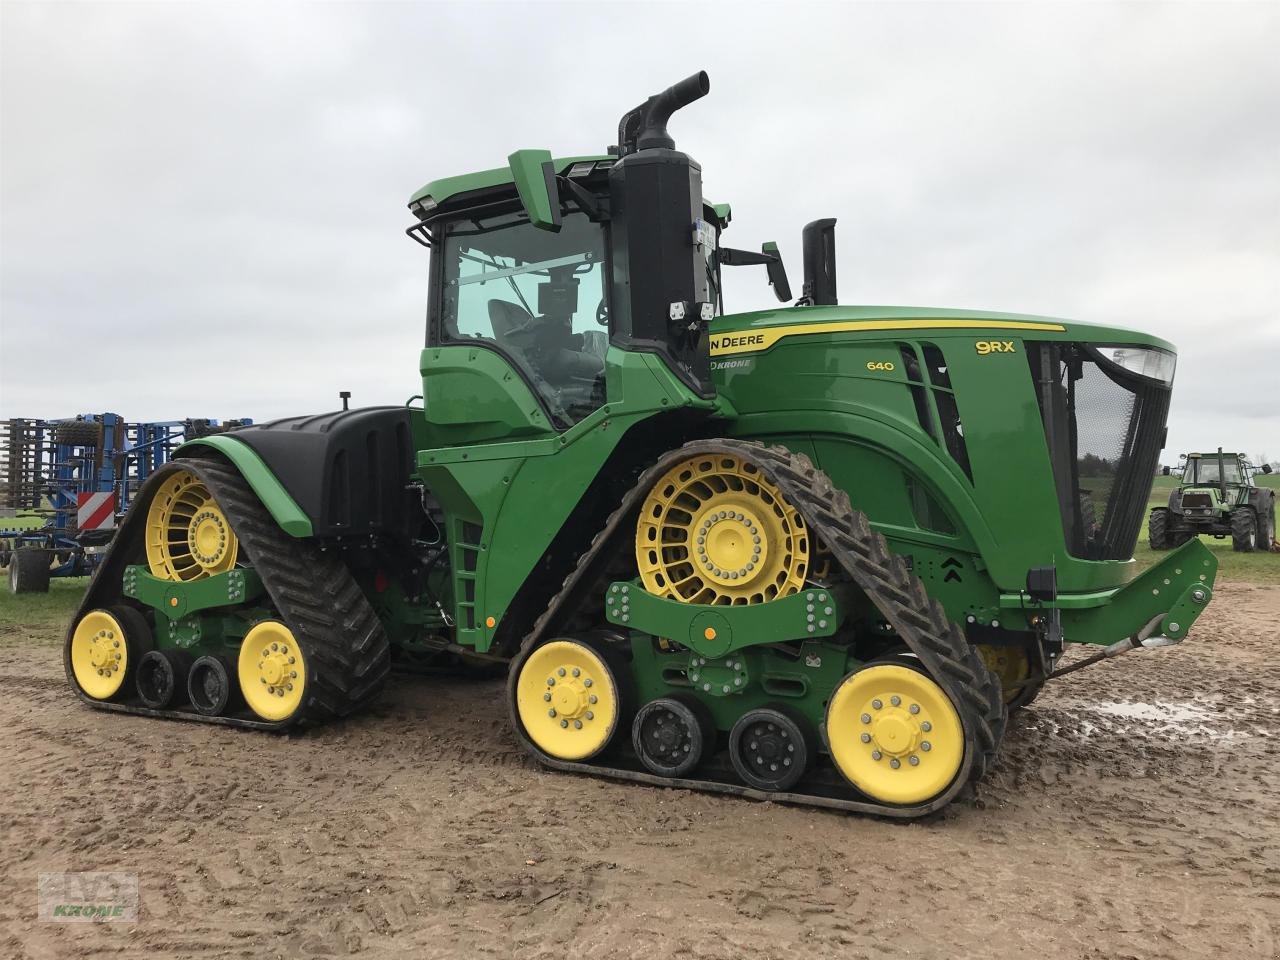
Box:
1231, 507, 1258, 553
9, 547, 51, 594
188, 655, 241, 716
728, 706, 811, 791
632, 695, 716, 778
136, 649, 195, 709
1148, 508, 1170, 550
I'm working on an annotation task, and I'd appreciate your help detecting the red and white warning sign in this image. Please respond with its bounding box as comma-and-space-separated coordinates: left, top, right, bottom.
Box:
76, 492, 117, 531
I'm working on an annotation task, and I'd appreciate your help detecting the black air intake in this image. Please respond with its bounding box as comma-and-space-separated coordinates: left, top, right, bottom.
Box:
616, 72, 710, 157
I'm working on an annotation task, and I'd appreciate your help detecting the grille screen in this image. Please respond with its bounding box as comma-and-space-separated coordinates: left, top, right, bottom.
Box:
1028, 344, 1172, 560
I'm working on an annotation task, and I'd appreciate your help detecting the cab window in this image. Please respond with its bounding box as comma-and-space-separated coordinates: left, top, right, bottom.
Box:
439, 209, 608, 426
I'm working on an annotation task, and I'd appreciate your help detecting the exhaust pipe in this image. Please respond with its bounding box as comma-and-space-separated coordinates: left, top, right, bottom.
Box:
616, 71, 710, 156
801, 218, 838, 306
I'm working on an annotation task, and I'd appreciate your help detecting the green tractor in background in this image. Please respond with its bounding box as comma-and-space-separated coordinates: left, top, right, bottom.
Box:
1150, 450, 1276, 552
63, 73, 1218, 817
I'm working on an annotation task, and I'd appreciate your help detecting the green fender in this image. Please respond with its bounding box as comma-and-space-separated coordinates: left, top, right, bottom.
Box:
177, 436, 314, 538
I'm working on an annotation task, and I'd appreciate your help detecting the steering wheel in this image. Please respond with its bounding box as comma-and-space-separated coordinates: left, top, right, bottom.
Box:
595, 299, 609, 326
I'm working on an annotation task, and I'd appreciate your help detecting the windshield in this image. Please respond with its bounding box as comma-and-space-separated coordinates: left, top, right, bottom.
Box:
438, 209, 608, 426
1185, 458, 1242, 484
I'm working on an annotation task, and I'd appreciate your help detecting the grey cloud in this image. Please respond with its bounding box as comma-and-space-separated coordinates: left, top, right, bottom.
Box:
2, 1, 1276, 461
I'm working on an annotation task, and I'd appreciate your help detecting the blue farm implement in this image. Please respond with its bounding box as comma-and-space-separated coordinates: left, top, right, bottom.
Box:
1, 414, 251, 593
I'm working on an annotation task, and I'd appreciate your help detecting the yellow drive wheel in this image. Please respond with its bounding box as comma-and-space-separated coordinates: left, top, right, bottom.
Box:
69, 608, 143, 700
145, 467, 239, 582
239, 621, 306, 722
516, 639, 619, 761
977, 644, 1031, 705
826, 663, 965, 805
636, 453, 808, 605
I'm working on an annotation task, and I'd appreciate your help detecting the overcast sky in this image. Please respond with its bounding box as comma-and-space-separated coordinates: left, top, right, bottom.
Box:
2, 1, 1277, 463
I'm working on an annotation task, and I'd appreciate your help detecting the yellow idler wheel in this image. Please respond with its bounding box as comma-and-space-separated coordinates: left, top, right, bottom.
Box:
516, 639, 619, 761
239, 621, 307, 722
636, 453, 808, 605
977, 644, 1031, 706
145, 467, 239, 582
69, 607, 150, 700
826, 664, 965, 805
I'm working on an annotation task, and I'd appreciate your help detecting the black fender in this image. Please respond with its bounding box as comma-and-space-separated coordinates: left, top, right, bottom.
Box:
181, 407, 416, 539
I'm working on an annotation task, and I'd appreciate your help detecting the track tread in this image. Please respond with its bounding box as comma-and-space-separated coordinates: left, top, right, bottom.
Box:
64, 456, 391, 729
511, 439, 1006, 817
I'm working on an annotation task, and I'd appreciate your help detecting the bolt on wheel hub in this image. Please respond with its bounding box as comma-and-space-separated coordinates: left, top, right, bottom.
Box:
549, 675, 591, 720
189, 511, 229, 566
693, 505, 769, 586
870, 711, 918, 755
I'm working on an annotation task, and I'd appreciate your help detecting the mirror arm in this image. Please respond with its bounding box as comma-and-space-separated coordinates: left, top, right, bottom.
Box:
556, 176, 607, 221
718, 247, 773, 267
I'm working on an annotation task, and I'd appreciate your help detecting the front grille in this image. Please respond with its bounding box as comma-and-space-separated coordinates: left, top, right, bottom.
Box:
1029, 343, 1173, 561
1181, 492, 1212, 510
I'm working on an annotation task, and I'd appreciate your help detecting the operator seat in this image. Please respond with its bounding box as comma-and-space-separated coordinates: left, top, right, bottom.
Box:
488, 299, 533, 344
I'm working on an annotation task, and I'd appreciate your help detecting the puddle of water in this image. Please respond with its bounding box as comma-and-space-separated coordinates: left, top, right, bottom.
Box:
1050, 698, 1272, 742
1087, 700, 1215, 724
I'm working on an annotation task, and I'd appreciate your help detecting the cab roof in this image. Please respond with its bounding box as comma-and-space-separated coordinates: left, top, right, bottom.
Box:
407, 155, 732, 226
408, 156, 612, 209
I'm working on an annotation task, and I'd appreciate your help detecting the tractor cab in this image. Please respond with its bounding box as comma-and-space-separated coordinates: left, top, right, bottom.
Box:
405, 72, 802, 446
1181, 452, 1245, 488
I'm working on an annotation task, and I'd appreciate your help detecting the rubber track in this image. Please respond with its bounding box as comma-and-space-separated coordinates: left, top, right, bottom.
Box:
64, 456, 390, 730
507, 439, 1006, 817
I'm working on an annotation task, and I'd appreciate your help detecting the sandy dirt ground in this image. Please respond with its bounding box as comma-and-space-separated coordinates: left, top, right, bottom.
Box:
2, 580, 1278, 960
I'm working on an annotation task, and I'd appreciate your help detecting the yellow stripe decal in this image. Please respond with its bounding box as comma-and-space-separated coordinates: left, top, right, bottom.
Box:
708, 318, 1067, 357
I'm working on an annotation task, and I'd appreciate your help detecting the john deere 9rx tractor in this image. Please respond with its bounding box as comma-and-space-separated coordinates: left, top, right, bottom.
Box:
1150, 450, 1276, 552
64, 73, 1218, 816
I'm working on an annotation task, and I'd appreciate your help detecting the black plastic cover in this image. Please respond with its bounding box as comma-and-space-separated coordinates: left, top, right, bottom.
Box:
608, 147, 713, 396
202, 407, 415, 539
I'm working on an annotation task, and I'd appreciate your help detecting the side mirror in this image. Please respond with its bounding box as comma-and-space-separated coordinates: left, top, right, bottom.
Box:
1264, 463, 1274, 474
508, 149, 562, 232
1162, 466, 1171, 476
718, 243, 792, 302
762, 242, 792, 302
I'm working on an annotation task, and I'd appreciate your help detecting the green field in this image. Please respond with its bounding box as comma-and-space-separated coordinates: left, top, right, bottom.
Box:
0, 577, 87, 643
2, 511, 49, 532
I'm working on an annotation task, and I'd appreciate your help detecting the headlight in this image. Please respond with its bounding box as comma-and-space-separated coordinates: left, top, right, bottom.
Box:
1099, 345, 1176, 384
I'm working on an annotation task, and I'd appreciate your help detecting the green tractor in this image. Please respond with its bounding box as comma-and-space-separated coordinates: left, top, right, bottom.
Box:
64, 73, 1218, 816
1150, 450, 1276, 552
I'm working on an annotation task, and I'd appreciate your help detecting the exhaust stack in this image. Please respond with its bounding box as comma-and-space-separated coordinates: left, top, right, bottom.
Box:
608, 71, 716, 398
801, 219, 838, 306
